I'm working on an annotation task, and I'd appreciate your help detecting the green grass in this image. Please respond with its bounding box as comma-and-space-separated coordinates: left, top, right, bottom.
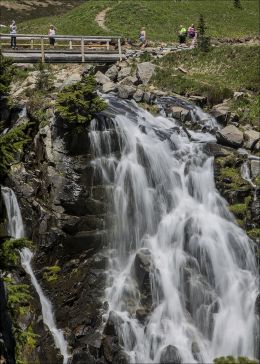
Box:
152, 45, 260, 125
14, 0, 259, 41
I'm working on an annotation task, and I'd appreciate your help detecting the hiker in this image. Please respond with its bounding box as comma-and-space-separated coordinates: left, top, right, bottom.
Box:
178, 25, 187, 44
188, 24, 197, 48
10, 20, 17, 49
139, 27, 146, 48
48, 25, 57, 48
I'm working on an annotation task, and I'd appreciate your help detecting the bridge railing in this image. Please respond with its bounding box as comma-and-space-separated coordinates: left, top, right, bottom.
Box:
0, 34, 123, 62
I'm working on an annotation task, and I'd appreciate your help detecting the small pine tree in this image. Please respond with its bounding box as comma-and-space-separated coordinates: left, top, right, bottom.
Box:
35, 62, 54, 91
0, 51, 13, 98
234, 0, 242, 9
198, 14, 206, 37
197, 14, 211, 52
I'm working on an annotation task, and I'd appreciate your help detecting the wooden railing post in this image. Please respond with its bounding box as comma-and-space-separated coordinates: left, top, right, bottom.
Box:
118, 38, 122, 61
30, 39, 34, 49
41, 37, 45, 63
69, 40, 72, 50
81, 37, 85, 62
106, 40, 109, 50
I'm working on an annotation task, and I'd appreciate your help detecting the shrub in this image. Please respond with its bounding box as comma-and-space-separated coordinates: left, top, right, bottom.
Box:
34, 62, 54, 91
214, 356, 258, 364
56, 74, 107, 125
0, 238, 31, 272
197, 14, 211, 52
0, 51, 13, 98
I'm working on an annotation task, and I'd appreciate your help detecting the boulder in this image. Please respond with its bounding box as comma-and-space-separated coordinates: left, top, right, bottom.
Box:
118, 85, 136, 99
210, 103, 230, 125
105, 65, 119, 81
103, 311, 123, 336
134, 248, 154, 289
216, 125, 244, 148
113, 350, 130, 364
62, 73, 81, 87
95, 71, 111, 85
119, 76, 138, 86
250, 160, 260, 178
133, 89, 144, 102
136, 62, 155, 85
71, 351, 95, 364
188, 95, 207, 107
171, 106, 190, 122
255, 293, 260, 317
117, 67, 131, 81
160, 345, 182, 364
102, 82, 118, 93
244, 129, 260, 149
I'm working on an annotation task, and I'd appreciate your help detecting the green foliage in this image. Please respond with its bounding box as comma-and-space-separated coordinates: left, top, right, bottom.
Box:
26, 91, 51, 126
0, 238, 31, 272
17, 0, 259, 41
197, 14, 211, 52
229, 203, 247, 218
247, 228, 260, 240
198, 14, 206, 36
56, 75, 107, 125
43, 265, 61, 282
34, 62, 54, 91
0, 123, 30, 177
234, 0, 242, 9
0, 51, 13, 98
214, 356, 258, 364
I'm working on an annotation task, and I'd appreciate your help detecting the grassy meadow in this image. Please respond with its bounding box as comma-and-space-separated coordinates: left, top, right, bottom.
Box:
5, 0, 259, 41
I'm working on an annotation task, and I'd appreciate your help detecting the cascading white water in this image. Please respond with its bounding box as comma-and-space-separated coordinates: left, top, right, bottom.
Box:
89, 96, 259, 363
1, 187, 69, 364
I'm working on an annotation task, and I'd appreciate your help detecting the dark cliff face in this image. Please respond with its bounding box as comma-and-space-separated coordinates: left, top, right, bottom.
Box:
5, 112, 114, 363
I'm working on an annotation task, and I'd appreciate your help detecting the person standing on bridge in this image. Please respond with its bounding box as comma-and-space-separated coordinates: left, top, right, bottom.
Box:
48, 25, 57, 48
10, 20, 17, 49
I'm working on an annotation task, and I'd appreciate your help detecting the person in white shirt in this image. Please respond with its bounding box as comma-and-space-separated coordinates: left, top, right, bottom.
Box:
10, 20, 17, 49
48, 25, 57, 48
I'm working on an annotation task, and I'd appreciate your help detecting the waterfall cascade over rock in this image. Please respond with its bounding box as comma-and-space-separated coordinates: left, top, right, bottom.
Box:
1, 187, 70, 364
89, 96, 259, 363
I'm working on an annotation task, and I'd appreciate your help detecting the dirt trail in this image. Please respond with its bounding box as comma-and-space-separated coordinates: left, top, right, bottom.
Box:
95, 7, 111, 31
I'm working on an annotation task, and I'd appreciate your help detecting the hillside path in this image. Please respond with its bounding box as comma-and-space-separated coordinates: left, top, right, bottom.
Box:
95, 7, 111, 31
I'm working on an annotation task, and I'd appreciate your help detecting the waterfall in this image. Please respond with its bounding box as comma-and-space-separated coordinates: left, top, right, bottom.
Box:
90, 96, 259, 363
1, 187, 69, 364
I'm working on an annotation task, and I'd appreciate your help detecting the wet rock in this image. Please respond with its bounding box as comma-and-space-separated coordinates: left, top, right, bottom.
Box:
102, 335, 121, 363
133, 89, 144, 102
188, 95, 207, 107
117, 67, 131, 81
216, 125, 244, 148
102, 82, 118, 93
134, 248, 154, 289
95, 71, 111, 85
113, 350, 130, 364
160, 345, 182, 364
118, 85, 136, 99
170, 106, 190, 122
136, 62, 155, 85
244, 129, 260, 150
103, 311, 123, 337
71, 350, 95, 364
105, 65, 119, 81
255, 293, 260, 317
191, 341, 203, 362
210, 103, 230, 125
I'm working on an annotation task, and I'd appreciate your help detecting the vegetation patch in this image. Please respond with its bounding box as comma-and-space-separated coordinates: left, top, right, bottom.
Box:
214, 356, 258, 364
229, 203, 247, 218
56, 74, 106, 126
43, 265, 61, 283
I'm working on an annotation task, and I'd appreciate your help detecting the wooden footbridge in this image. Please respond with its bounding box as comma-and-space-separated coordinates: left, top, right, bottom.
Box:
0, 34, 125, 63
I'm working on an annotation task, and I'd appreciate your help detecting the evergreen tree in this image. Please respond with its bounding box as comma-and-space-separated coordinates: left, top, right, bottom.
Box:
0, 51, 13, 98
197, 14, 211, 52
198, 14, 207, 36
234, 0, 242, 9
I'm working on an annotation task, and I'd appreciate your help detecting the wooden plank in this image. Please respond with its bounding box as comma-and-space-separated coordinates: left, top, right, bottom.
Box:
81, 38, 85, 63
41, 37, 45, 63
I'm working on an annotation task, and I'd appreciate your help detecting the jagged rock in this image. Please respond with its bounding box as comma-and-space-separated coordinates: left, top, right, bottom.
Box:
143, 91, 152, 104
160, 345, 182, 364
191, 342, 203, 362
188, 95, 207, 107
105, 65, 119, 81
250, 160, 260, 178
117, 67, 131, 81
113, 350, 130, 364
136, 62, 155, 85
210, 103, 230, 125
95, 71, 111, 85
118, 85, 136, 99
234, 91, 247, 100
71, 351, 95, 364
244, 129, 260, 149
102, 82, 118, 93
119, 76, 138, 86
103, 311, 123, 336
255, 293, 260, 317
171, 106, 190, 122
216, 125, 244, 148
133, 89, 144, 102
134, 248, 154, 289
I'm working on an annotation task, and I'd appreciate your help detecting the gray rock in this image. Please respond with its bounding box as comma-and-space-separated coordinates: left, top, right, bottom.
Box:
188, 95, 207, 107
119, 76, 138, 86
171, 106, 190, 122
251, 160, 260, 178
143, 91, 151, 104
118, 84, 136, 99
211, 103, 230, 125
133, 89, 144, 102
105, 65, 119, 81
102, 81, 118, 93
95, 71, 111, 85
62, 73, 81, 87
134, 248, 154, 289
136, 62, 155, 85
234, 91, 247, 100
160, 345, 182, 364
244, 129, 260, 149
216, 125, 244, 148
117, 67, 131, 81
